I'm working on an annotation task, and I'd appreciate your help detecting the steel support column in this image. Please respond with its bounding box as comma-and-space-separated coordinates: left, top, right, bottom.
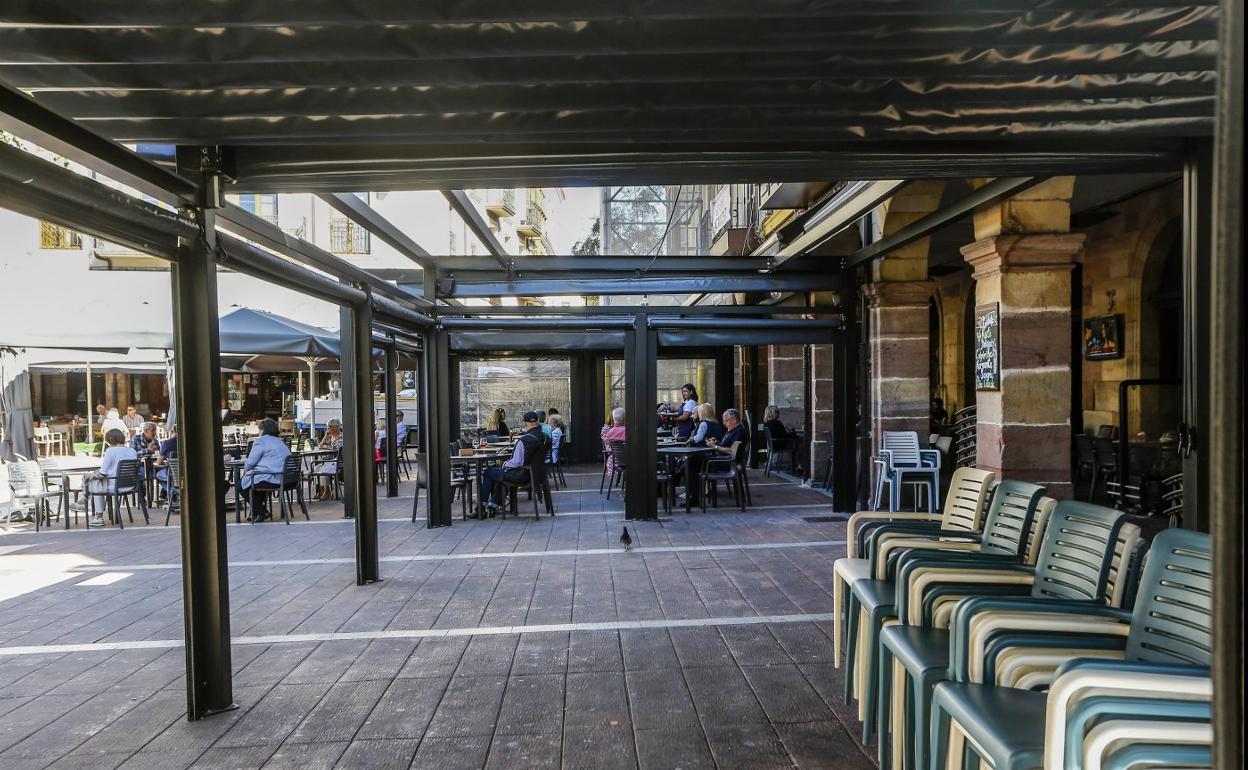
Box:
341, 300, 379, 583
424, 326, 453, 528
831, 302, 859, 510
1182, 141, 1212, 532
172, 207, 233, 720
570, 352, 600, 464
384, 342, 400, 498
624, 314, 658, 521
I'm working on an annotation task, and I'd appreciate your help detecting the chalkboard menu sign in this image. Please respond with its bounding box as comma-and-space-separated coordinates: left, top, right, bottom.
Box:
974, 303, 1000, 391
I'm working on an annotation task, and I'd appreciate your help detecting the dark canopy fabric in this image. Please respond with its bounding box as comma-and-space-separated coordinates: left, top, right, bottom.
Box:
0, 1, 1217, 188
218, 308, 340, 357
0, 370, 34, 461
450, 331, 625, 352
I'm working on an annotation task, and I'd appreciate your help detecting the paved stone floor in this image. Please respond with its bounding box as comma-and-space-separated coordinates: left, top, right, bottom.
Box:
0, 466, 873, 769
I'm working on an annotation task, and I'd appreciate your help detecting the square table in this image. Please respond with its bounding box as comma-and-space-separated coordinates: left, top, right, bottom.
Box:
657, 445, 717, 513
38, 456, 103, 529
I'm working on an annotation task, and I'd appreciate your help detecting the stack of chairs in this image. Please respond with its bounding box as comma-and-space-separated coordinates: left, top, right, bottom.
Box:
830, 461, 1212, 770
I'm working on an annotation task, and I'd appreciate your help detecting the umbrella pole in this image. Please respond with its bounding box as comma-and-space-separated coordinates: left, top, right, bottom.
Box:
308, 360, 317, 444
85, 360, 92, 446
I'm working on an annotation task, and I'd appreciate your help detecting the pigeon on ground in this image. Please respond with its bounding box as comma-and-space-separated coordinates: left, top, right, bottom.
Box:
620, 527, 632, 551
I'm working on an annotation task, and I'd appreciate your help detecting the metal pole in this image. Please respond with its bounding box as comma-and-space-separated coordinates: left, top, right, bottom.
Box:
84, 360, 92, 444
306, 359, 318, 443
341, 300, 379, 584
1182, 141, 1213, 532
424, 326, 453, 527
624, 313, 658, 521
832, 315, 858, 509
384, 342, 400, 498
172, 204, 233, 720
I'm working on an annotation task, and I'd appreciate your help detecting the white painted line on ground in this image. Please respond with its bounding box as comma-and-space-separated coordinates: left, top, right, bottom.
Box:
0, 611, 839, 657
70, 539, 845, 572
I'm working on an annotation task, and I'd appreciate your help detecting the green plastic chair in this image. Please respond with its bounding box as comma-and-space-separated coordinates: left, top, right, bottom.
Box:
844, 479, 1045, 740
928, 528, 1212, 770
876, 500, 1132, 770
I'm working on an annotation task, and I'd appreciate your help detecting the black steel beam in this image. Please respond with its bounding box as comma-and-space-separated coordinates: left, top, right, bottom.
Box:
441, 190, 510, 270
441, 317, 634, 331
650, 318, 842, 330
843, 177, 1047, 269
215, 202, 430, 309
382, 256, 783, 273
424, 326, 453, 527
1210, 0, 1243, 762
624, 314, 658, 521
1182, 143, 1212, 532
172, 207, 234, 720
436, 272, 841, 298
383, 342, 400, 498
433, 304, 838, 317
225, 141, 1185, 192
0, 83, 198, 206
319, 192, 433, 268
341, 301, 380, 582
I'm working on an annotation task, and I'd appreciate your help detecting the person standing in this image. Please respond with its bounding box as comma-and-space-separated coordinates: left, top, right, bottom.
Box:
673, 384, 698, 441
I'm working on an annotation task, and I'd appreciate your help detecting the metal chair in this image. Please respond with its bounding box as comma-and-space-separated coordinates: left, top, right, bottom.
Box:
249, 454, 309, 524
605, 440, 626, 499
1073, 433, 1097, 500
701, 441, 747, 511
1093, 436, 1118, 503
499, 447, 554, 519
164, 457, 181, 525
305, 448, 342, 502
94, 458, 148, 528
761, 425, 797, 477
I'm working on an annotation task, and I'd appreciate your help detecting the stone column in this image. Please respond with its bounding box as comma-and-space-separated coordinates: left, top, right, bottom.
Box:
767, 344, 805, 425
962, 233, 1085, 498
809, 341, 836, 480
862, 281, 933, 456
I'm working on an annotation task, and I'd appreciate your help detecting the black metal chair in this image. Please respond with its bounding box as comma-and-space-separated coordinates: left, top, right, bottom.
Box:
250, 454, 309, 524
95, 458, 148, 528
305, 448, 342, 502
761, 426, 797, 478
822, 430, 836, 490
163, 457, 181, 525
1073, 433, 1097, 500
1093, 436, 1119, 503
605, 440, 627, 499
701, 442, 747, 511
500, 439, 555, 519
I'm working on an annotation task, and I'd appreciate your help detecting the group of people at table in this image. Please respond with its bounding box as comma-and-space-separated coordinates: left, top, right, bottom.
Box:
474, 407, 565, 516
71, 407, 415, 525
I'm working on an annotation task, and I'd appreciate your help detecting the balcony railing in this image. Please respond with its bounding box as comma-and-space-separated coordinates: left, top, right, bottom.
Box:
329, 219, 370, 254
39, 221, 82, 250
483, 188, 516, 216
516, 200, 544, 237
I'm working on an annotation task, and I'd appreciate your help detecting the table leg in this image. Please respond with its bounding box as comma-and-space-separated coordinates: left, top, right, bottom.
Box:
62, 473, 71, 530
234, 468, 242, 523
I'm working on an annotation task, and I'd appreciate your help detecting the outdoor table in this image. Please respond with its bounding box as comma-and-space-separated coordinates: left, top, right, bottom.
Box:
224, 457, 247, 522
39, 456, 103, 529
451, 450, 510, 517
657, 445, 717, 513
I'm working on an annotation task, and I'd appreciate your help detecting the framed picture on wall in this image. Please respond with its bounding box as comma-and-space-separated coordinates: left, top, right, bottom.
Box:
1084, 314, 1124, 360
974, 303, 1000, 391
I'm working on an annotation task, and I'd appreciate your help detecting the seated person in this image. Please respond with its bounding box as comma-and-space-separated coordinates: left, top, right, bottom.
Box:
130, 421, 158, 456
547, 415, 565, 464
485, 407, 509, 438
708, 408, 748, 457
240, 418, 291, 521
481, 412, 544, 516
688, 403, 724, 447
537, 410, 553, 438
122, 405, 146, 430
101, 408, 129, 438
313, 419, 344, 500
602, 408, 626, 474
153, 427, 178, 498
84, 429, 138, 527
763, 404, 792, 446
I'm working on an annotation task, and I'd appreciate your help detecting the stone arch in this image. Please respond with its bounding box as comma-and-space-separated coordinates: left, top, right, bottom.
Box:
872, 180, 947, 282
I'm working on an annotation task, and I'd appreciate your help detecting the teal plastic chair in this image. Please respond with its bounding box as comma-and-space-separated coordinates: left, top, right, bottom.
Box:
928, 528, 1212, 770
844, 479, 1045, 739
875, 500, 1130, 770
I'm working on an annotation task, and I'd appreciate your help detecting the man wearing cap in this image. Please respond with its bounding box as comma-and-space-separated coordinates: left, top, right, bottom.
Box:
481, 411, 544, 516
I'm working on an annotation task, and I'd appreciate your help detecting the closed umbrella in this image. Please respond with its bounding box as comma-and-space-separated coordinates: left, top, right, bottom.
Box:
0, 348, 35, 461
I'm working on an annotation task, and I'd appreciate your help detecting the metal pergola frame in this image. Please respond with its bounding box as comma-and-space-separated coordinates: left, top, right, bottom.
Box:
0, 10, 1238, 756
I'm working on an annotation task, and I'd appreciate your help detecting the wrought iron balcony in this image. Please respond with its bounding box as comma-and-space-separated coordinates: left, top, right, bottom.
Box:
329, 219, 370, 255
516, 199, 544, 238
483, 188, 516, 217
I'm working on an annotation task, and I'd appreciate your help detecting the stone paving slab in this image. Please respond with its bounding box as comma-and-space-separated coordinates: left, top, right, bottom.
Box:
0, 467, 873, 768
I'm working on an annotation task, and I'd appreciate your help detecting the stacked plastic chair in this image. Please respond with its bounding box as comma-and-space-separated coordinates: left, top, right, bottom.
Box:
877, 431, 942, 512
832, 466, 995, 668
876, 500, 1143, 770
844, 479, 1047, 741
927, 527, 1211, 770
